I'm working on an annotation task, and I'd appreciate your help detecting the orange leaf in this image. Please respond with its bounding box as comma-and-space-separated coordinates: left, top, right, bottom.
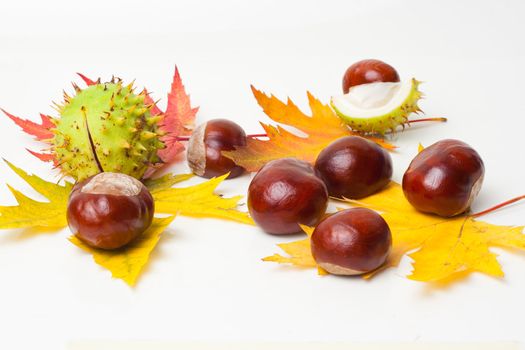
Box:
223, 86, 395, 172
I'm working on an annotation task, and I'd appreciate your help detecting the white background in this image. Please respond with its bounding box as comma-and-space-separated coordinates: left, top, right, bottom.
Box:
0, 0, 525, 349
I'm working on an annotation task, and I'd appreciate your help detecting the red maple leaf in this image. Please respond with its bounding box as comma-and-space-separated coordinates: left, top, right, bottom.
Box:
1, 109, 54, 141
27, 149, 57, 164
156, 66, 198, 163
143, 90, 163, 117
76, 73, 97, 86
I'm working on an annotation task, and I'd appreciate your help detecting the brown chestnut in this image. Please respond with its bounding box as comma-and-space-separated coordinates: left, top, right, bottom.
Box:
342, 59, 400, 93
311, 208, 392, 275
314, 136, 392, 199
402, 139, 485, 217
67, 172, 155, 250
187, 118, 246, 179
248, 158, 328, 234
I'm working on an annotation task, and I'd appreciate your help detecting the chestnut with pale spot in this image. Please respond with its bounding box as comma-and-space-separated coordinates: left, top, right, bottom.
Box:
67, 172, 154, 250
187, 119, 246, 179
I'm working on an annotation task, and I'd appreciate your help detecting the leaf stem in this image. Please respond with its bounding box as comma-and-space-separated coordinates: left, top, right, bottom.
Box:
470, 195, 525, 218
173, 117, 446, 142
247, 133, 269, 139
406, 117, 448, 124
174, 133, 269, 141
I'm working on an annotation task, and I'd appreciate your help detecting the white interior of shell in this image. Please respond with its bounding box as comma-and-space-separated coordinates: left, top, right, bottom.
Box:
332, 80, 413, 118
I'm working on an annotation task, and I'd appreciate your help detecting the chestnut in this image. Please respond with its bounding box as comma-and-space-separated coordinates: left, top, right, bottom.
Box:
402, 139, 485, 217
187, 118, 246, 179
67, 172, 155, 250
342, 59, 400, 93
314, 136, 392, 199
248, 158, 328, 234
311, 208, 391, 275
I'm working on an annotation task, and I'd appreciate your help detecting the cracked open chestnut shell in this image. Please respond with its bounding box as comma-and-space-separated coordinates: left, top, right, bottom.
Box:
67, 172, 154, 250
402, 139, 485, 217
248, 158, 328, 234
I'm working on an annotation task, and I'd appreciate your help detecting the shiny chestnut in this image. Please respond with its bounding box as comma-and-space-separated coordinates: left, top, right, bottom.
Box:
314, 136, 392, 199
67, 172, 154, 250
311, 208, 392, 275
248, 158, 328, 235
342, 59, 400, 93
187, 118, 246, 179
402, 139, 485, 217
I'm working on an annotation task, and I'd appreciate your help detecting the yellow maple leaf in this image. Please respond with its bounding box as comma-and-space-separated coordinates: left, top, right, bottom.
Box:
223, 86, 394, 172
262, 225, 328, 275
0, 161, 251, 230
0, 160, 73, 229
1, 162, 252, 285
152, 173, 254, 225
143, 172, 194, 192
264, 182, 525, 283
69, 216, 175, 286
263, 225, 316, 268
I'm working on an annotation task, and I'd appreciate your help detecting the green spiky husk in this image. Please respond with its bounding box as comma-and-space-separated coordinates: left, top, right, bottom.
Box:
332, 79, 423, 135
52, 80, 164, 181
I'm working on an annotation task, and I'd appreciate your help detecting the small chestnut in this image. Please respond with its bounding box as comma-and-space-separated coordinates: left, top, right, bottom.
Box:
342, 59, 400, 93
248, 158, 328, 235
311, 208, 392, 275
402, 139, 485, 217
67, 172, 155, 250
187, 118, 246, 179
314, 136, 392, 199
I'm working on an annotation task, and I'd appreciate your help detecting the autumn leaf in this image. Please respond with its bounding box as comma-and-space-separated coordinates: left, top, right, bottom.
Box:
69, 216, 175, 286
152, 173, 254, 225
349, 183, 525, 282
263, 182, 525, 284
263, 225, 316, 268
223, 86, 394, 172
263, 225, 328, 275
69, 173, 252, 286
1, 108, 56, 163
76, 72, 98, 86
0, 160, 72, 229
0, 161, 251, 231
1, 108, 54, 141
0, 162, 251, 285
156, 66, 198, 164
143, 172, 194, 192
